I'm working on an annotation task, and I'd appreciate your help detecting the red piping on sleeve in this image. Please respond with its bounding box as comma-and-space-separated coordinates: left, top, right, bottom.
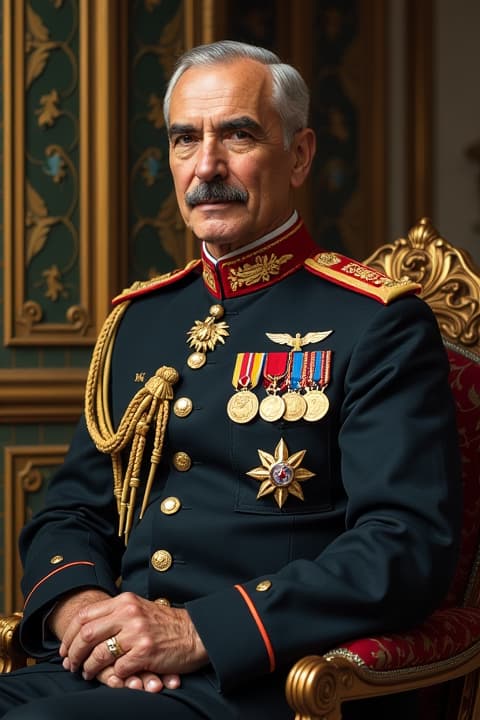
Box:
23, 561, 95, 609
234, 583, 275, 672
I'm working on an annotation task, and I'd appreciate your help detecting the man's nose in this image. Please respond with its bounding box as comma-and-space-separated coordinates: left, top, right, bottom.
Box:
195, 138, 227, 181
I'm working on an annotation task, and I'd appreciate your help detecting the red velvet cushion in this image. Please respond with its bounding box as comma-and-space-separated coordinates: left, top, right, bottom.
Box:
331, 606, 480, 670
328, 345, 480, 672
442, 347, 480, 607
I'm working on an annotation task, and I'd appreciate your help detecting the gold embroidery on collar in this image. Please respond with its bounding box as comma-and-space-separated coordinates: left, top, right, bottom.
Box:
202, 264, 216, 292
228, 253, 294, 291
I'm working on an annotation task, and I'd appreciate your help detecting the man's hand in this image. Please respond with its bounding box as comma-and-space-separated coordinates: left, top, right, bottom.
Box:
50, 588, 110, 640
58, 591, 208, 689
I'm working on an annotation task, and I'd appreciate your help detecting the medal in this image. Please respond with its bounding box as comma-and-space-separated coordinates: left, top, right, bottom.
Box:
187, 351, 206, 369
283, 391, 307, 421
227, 388, 259, 424
303, 350, 332, 422
304, 390, 329, 421
227, 352, 265, 424
259, 393, 285, 422
259, 352, 288, 422
283, 352, 307, 421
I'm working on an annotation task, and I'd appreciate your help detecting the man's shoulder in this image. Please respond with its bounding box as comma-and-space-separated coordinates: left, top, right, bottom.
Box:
304, 251, 421, 305
112, 259, 202, 306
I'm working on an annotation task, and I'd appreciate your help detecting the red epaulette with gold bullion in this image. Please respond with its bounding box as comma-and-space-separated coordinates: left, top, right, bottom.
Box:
304, 252, 422, 305
111, 259, 202, 306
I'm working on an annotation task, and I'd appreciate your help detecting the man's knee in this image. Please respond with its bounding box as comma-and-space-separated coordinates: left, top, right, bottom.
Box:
1, 699, 65, 720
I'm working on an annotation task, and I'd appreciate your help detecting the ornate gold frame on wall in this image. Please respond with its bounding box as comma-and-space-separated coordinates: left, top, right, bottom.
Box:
2, 0, 128, 347
3, 445, 68, 614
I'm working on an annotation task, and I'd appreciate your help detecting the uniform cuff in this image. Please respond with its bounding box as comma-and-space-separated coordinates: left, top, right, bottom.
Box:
186, 582, 274, 691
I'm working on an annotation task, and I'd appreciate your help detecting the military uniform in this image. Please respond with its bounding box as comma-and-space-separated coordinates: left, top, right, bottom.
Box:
0, 214, 461, 719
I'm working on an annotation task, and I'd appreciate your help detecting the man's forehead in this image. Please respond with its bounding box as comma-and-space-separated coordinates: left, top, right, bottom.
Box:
170, 59, 272, 112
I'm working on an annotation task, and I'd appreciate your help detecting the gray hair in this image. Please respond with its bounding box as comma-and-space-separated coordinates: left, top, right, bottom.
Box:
163, 40, 310, 148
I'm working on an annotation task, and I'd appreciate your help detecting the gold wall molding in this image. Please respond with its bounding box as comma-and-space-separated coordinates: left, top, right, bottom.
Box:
0, 369, 86, 423
3, 445, 68, 613
2, 0, 128, 346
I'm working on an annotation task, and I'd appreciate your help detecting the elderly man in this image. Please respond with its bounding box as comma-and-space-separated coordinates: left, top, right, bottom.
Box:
0, 40, 460, 719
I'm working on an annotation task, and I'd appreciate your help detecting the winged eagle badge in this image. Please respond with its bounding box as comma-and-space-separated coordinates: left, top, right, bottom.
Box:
265, 331, 333, 351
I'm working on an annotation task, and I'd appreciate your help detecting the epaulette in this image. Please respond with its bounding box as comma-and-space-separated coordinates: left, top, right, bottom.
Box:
304, 252, 422, 305
112, 259, 202, 306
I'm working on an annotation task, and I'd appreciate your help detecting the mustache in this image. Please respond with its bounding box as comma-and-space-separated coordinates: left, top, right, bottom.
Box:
185, 181, 248, 207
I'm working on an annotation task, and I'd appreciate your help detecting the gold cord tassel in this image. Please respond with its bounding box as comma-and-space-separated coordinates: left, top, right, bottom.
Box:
85, 301, 179, 543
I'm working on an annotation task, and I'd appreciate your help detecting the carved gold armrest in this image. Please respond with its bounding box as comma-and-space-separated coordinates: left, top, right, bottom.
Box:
0, 612, 29, 672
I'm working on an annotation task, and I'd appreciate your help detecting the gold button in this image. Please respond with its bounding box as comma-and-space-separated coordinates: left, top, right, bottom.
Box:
187, 351, 206, 369
256, 580, 272, 592
50, 555, 64, 565
160, 496, 181, 515
172, 451, 192, 472
173, 397, 193, 418
151, 550, 173, 572
209, 304, 225, 319
155, 597, 171, 607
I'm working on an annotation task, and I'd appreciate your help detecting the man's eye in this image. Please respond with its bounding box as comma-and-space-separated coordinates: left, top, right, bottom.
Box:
223, 130, 255, 145
175, 135, 194, 145
230, 130, 251, 140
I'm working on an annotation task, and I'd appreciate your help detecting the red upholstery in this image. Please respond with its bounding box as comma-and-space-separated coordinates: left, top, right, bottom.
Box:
443, 347, 480, 608
328, 343, 480, 671
328, 607, 480, 670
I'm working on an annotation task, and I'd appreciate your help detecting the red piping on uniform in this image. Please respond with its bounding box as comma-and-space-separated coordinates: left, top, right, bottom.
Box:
234, 584, 275, 672
23, 561, 95, 609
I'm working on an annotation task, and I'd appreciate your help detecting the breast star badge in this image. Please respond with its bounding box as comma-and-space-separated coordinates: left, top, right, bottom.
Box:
246, 438, 315, 508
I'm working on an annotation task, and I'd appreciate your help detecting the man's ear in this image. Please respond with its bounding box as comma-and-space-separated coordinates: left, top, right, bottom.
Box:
290, 128, 316, 189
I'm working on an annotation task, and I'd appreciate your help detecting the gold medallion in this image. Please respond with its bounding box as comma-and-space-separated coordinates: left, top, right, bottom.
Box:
227, 390, 259, 424
282, 391, 307, 421
187, 351, 207, 369
259, 393, 285, 422
304, 390, 329, 422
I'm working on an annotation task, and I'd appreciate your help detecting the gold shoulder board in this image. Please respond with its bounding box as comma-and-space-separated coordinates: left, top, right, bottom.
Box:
112, 259, 202, 306
304, 252, 421, 305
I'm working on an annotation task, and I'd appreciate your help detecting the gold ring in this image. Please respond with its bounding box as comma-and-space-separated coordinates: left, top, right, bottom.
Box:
105, 635, 123, 659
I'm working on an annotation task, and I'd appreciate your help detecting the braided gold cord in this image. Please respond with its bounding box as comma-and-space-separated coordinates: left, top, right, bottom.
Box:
139, 398, 170, 520
85, 301, 179, 543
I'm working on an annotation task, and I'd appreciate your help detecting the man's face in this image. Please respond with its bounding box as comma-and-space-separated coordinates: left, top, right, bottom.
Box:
167, 58, 305, 258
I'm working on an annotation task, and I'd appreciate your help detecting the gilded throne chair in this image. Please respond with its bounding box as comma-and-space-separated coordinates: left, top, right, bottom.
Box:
286, 217, 480, 719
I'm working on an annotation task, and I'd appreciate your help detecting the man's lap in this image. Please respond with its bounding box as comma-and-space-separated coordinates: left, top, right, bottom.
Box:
0, 661, 228, 719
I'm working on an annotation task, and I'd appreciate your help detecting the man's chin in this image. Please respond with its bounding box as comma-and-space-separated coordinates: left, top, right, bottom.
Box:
191, 217, 244, 245
198, 229, 249, 259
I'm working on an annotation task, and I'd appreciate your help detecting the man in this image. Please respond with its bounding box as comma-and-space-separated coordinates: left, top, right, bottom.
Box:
0, 40, 461, 719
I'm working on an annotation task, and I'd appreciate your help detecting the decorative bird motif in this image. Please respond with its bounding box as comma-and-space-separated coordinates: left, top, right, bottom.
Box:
265, 331, 332, 350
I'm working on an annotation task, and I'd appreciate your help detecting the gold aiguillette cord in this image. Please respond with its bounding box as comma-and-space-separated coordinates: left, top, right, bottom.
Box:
85, 301, 178, 544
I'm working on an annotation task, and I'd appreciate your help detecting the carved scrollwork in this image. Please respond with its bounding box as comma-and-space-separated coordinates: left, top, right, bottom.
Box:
17, 300, 90, 335
20, 464, 43, 494
0, 613, 27, 673
66, 305, 90, 334
365, 218, 480, 353
286, 655, 350, 719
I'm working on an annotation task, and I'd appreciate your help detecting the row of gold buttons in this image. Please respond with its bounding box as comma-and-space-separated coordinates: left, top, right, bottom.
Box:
150, 307, 226, 581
